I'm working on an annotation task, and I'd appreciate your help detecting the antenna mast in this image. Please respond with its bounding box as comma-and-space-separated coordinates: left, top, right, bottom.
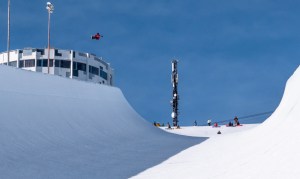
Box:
171, 60, 179, 127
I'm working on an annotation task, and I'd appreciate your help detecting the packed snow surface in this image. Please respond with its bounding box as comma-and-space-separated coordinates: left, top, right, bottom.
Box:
133, 65, 300, 179
0, 66, 204, 179
2, 65, 300, 179
160, 124, 259, 137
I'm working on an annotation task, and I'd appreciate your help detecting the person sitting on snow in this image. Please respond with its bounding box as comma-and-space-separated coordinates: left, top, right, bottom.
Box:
234, 116, 240, 126
213, 122, 218, 127
227, 121, 233, 127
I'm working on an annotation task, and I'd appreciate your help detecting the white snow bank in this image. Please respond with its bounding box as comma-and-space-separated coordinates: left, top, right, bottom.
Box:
0, 66, 204, 179
133, 66, 300, 179
160, 124, 259, 137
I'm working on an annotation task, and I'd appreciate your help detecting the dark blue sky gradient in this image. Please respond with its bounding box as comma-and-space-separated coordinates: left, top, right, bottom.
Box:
1, 0, 299, 125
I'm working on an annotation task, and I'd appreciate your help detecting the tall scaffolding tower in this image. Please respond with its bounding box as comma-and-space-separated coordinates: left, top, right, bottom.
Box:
171, 60, 179, 127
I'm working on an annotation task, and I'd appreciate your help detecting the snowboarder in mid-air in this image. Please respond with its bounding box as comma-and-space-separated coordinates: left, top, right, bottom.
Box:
91, 33, 103, 40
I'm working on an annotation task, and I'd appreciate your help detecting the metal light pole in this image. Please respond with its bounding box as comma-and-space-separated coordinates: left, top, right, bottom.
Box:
46, 2, 54, 74
7, 0, 11, 66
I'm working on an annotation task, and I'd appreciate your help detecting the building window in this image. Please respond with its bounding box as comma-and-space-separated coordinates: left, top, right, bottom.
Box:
79, 52, 87, 57
100, 70, 107, 80
37, 49, 45, 55
61, 60, 70, 68
73, 69, 78, 77
49, 59, 53, 67
42, 59, 48, 67
55, 60, 70, 68
99, 66, 107, 80
19, 59, 35, 68
23, 50, 32, 56
72, 61, 86, 71
22, 59, 35, 67
89, 66, 99, 75
37, 60, 42, 67
55, 60, 60, 67
39, 59, 53, 67
19, 61, 24, 68
77, 62, 86, 72
55, 49, 62, 56
73, 62, 77, 70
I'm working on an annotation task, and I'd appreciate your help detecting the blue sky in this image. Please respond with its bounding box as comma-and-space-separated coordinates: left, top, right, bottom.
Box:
1, 0, 300, 126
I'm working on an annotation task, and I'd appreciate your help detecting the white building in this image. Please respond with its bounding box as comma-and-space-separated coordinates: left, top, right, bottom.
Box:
0, 48, 114, 86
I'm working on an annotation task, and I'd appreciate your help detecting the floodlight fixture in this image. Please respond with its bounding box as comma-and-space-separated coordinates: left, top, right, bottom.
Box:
46, 2, 54, 13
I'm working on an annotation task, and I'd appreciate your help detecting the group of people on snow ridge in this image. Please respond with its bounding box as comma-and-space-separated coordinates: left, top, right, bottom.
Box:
206, 116, 240, 127
153, 121, 180, 129
153, 121, 164, 127
154, 116, 240, 128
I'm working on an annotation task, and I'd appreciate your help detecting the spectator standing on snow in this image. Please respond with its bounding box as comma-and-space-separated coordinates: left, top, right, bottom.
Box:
167, 122, 171, 129
194, 120, 197, 126
207, 119, 212, 126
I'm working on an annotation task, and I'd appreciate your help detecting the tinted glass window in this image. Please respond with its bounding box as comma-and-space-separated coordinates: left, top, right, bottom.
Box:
61, 60, 70, 68
43, 59, 48, 67
37, 60, 42, 67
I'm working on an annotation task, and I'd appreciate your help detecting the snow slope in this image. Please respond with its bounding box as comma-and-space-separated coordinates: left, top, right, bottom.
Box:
0, 66, 204, 179
133, 66, 300, 179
